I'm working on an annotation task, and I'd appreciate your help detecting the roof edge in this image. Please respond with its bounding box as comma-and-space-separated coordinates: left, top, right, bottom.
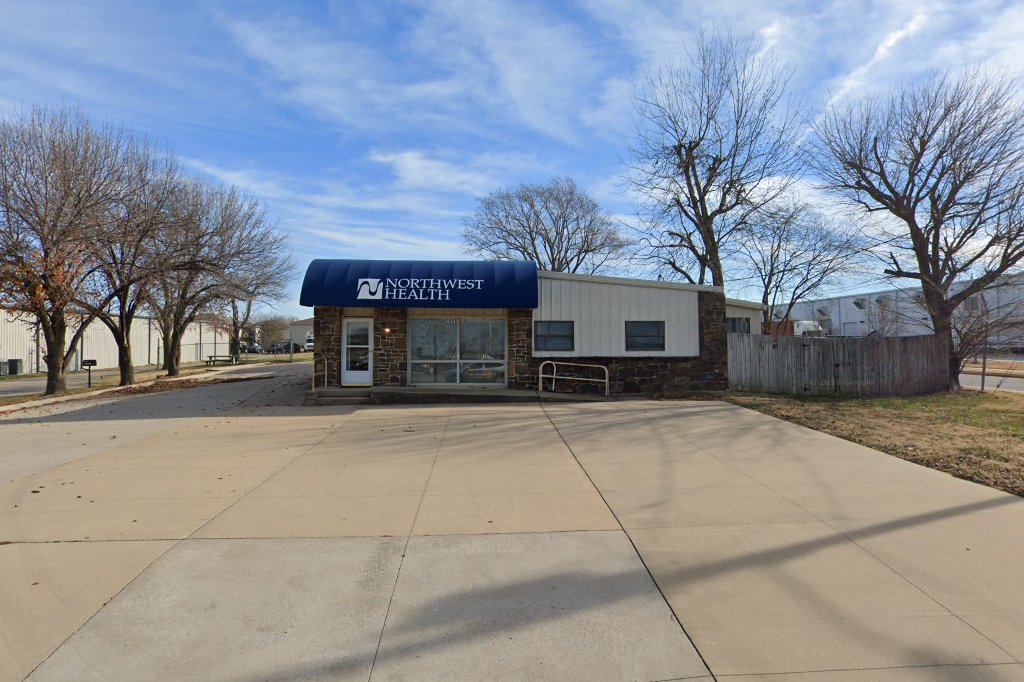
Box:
537, 270, 724, 294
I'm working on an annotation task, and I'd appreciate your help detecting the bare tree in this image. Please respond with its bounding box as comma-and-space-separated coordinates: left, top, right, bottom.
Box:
951, 292, 1024, 373
736, 200, 861, 332
77, 139, 180, 386
462, 176, 625, 273
904, 280, 1024, 371
254, 314, 290, 350
0, 107, 125, 394
218, 192, 293, 357
629, 29, 803, 286
148, 178, 223, 376
813, 71, 1024, 388
865, 295, 903, 337
151, 181, 292, 372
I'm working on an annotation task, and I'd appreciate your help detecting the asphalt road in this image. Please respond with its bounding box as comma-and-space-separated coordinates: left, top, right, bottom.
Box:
0, 370, 117, 397
960, 372, 1024, 393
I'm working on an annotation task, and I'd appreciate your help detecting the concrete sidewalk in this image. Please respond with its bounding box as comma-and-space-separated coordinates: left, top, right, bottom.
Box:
546, 401, 1024, 680
2, 387, 1023, 680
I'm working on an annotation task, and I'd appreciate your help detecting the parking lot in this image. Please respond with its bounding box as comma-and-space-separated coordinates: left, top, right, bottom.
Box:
2, 364, 1023, 680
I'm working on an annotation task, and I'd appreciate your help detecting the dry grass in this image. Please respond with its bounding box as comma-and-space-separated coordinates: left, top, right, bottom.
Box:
726, 390, 1024, 497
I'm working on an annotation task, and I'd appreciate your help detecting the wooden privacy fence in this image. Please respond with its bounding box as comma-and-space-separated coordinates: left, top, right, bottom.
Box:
727, 333, 949, 396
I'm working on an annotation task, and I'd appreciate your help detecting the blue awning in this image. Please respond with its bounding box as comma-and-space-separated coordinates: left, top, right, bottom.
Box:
299, 259, 539, 309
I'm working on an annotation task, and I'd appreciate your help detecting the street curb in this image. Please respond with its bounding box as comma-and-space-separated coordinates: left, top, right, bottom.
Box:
961, 369, 1024, 379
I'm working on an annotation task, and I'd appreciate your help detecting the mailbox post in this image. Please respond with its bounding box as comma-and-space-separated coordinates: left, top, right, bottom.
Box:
82, 359, 97, 387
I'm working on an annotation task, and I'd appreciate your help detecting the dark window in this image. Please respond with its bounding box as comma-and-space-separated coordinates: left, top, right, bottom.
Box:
625, 321, 665, 351
534, 321, 574, 351
725, 317, 751, 334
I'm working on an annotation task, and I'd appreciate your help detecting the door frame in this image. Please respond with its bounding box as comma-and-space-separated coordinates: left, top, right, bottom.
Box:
341, 318, 373, 386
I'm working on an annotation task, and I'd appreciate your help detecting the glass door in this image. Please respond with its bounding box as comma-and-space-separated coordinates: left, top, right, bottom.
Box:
341, 319, 372, 385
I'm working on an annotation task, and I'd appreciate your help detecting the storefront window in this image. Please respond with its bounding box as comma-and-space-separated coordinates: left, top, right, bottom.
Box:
459, 319, 505, 360
409, 318, 457, 359
409, 317, 506, 384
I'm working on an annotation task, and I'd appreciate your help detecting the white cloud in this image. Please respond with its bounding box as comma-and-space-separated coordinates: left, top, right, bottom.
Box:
225, 2, 612, 143
303, 226, 461, 260
827, 11, 929, 107
368, 151, 495, 195
225, 17, 476, 134
580, 77, 635, 140
411, 0, 607, 142
366, 148, 553, 196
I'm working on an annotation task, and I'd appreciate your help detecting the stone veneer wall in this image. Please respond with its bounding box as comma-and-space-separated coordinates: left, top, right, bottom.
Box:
312, 306, 343, 388
373, 307, 408, 387
314, 292, 726, 394
507, 308, 533, 388
507, 291, 728, 395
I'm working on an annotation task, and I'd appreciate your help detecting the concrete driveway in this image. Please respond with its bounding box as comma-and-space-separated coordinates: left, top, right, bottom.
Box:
2, 368, 1023, 681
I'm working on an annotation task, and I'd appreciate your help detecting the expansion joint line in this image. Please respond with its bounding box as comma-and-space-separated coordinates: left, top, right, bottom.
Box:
538, 402, 719, 682
367, 404, 455, 681
651, 407, 1022, 668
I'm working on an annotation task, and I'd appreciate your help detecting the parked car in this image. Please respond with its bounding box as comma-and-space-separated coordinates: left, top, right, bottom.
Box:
240, 341, 263, 354
304, 340, 314, 352
269, 341, 303, 353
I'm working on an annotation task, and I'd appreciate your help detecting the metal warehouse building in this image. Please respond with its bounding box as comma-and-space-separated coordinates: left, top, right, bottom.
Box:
300, 259, 730, 396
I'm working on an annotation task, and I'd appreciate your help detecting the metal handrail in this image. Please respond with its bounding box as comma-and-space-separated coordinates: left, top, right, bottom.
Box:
538, 360, 610, 397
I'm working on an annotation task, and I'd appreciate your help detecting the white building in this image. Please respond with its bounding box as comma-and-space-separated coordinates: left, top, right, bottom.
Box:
786, 275, 1024, 347
302, 259, 745, 395
0, 310, 230, 374
289, 317, 315, 344
725, 299, 765, 335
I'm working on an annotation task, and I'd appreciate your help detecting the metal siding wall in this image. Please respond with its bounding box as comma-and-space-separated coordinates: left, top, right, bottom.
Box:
725, 305, 763, 335
290, 322, 314, 342
0, 312, 38, 371
0, 313, 229, 371
534, 277, 700, 357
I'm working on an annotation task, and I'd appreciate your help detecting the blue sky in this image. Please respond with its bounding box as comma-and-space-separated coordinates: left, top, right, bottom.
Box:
2, 0, 1023, 317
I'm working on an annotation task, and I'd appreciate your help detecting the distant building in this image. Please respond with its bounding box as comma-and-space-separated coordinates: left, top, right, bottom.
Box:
0, 308, 230, 373
725, 299, 764, 335
784, 275, 1024, 348
289, 317, 314, 344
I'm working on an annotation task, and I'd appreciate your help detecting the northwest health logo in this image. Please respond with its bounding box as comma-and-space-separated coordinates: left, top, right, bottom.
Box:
356, 278, 383, 300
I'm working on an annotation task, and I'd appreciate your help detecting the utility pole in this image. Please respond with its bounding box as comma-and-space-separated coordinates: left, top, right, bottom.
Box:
980, 294, 990, 392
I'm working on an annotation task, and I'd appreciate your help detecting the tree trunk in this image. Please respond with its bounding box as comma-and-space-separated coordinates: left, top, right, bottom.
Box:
102, 312, 137, 387
165, 328, 184, 376
160, 327, 173, 372
42, 317, 68, 396
118, 340, 134, 386
932, 315, 960, 390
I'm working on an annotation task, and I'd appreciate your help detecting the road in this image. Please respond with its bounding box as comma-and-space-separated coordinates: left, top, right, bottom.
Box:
961, 372, 1024, 393
0, 370, 119, 397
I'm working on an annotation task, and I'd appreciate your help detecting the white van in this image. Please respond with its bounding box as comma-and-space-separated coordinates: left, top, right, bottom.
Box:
304, 330, 314, 351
